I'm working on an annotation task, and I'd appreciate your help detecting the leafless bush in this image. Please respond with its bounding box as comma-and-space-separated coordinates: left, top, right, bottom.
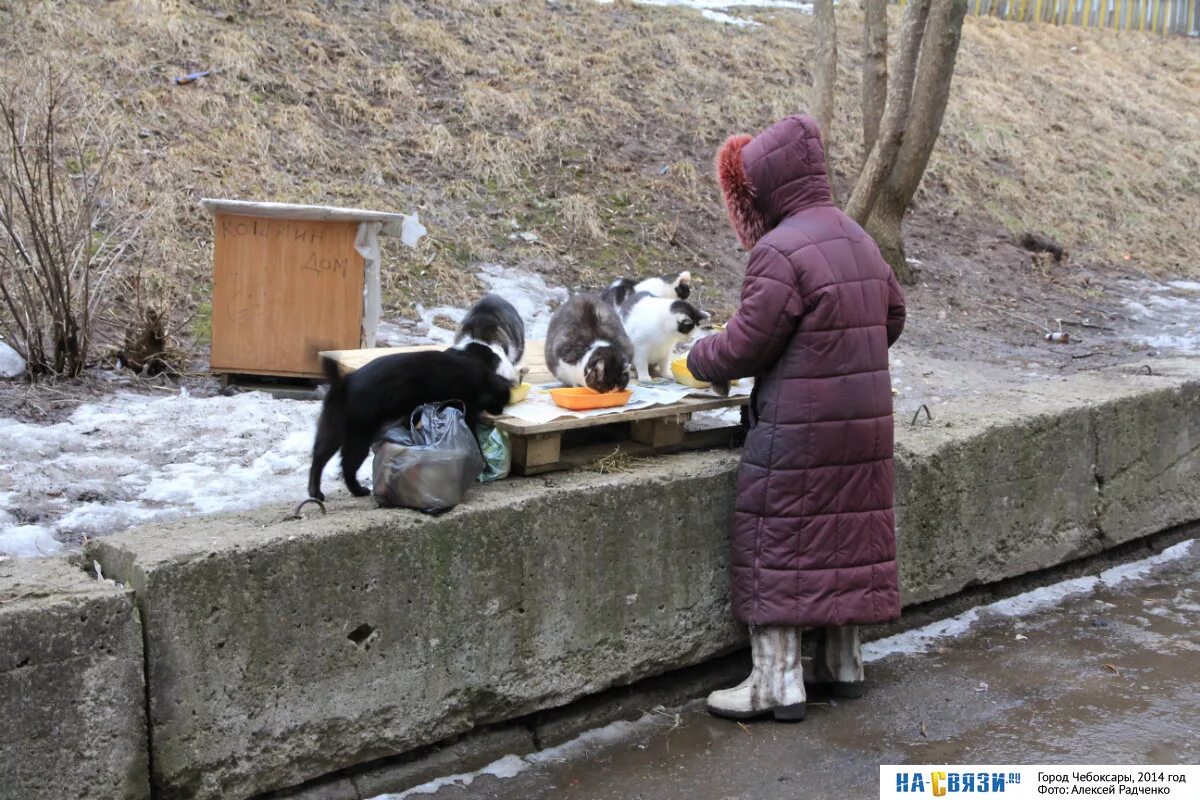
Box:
0, 69, 140, 379
108, 254, 190, 377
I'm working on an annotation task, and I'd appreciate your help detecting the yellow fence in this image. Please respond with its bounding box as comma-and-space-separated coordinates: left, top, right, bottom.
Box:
900, 0, 1199, 34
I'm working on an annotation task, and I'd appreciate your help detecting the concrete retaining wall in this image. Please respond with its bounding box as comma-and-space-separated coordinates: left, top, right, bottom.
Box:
5, 358, 1199, 799
0, 557, 149, 800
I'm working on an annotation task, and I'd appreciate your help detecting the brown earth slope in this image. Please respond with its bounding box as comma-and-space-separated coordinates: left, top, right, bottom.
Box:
0, 0, 1197, 398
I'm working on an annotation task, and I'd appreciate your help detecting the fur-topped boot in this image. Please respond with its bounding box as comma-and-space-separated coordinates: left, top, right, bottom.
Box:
706, 625, 807, 722
809, 624, 867, 698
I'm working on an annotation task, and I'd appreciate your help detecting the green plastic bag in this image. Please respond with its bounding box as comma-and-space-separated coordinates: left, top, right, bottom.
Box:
474, 423, 511, 482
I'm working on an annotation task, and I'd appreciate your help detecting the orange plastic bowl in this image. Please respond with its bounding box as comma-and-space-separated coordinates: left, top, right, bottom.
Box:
549, 387, 633, 410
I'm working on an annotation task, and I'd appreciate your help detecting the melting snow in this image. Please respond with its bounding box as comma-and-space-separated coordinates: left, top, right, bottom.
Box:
1118, 278, 1200, 353
0, 340, 24, 378
702, 9, 763, 24
596, 0, 814, 25
377, 264, 567, 347
863, 539, 1195, 662
0, 390, 370, 557
0, 264, 570, 557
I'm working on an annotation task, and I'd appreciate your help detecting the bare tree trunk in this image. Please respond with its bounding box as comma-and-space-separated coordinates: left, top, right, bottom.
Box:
810, 0, 839, 189
810, 0, 838, 138
861, 0, 888, 158
867, 0, 968, 283
843, 0, 931, 225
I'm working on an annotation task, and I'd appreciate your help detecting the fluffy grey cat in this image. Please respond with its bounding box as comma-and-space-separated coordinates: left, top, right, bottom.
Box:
545, 294, 633, 393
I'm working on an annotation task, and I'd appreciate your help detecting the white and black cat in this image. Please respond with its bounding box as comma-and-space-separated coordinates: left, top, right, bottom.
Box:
452, 294, 526, 387
601, 270, 691, 308
545, 294, 633, 393
619, 292, 705, 383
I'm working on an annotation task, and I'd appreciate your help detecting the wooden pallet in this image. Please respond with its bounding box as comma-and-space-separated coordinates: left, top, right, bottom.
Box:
321, 341, 748, 475
499, 395, 747, 474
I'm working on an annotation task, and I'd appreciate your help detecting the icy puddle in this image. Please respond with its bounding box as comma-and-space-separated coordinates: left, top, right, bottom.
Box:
373, 539, 1199, 798
1117, 278, 1200, 353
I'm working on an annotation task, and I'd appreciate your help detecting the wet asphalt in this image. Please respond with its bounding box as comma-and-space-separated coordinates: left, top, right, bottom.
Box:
418, 543, 1200, 799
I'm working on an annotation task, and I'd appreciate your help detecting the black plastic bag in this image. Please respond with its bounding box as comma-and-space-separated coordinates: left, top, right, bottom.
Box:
371, 403, 484, 514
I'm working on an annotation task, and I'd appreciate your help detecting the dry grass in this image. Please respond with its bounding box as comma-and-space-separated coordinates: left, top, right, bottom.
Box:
582, 447, 639, 474
1, 0, 1196, 331
923, 17, 1200, 274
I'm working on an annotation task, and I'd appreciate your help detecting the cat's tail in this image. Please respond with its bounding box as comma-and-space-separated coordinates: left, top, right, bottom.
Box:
320, 356, 347, 407
581, 295, 600, 329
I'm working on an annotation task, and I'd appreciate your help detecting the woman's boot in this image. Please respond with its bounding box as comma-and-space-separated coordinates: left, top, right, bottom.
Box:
706, 625, 807, 721
810, 624, 866, 698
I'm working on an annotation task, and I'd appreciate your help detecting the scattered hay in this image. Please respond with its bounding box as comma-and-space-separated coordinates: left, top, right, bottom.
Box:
582, 448, 639, 475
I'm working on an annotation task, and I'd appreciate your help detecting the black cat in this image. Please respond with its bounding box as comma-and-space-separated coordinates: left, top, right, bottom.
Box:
307, 351, 510, 501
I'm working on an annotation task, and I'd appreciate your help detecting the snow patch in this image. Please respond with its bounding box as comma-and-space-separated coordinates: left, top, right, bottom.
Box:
0, 340, 24, 378
702, 9, 761, 24
1119, 278, 1200, 353
377, 264, 567, 347
986, 575, 1099, 618
1097, 539, 1194, 586
0, 524, 62, 557
476, 263, 569, 340
596, 0, 813, 22
383, 754, 527, 798
0, 390, 369, 557
863, 609, 981, 662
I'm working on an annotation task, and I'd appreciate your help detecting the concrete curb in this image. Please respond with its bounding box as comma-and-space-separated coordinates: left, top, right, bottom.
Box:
0, 557, 149, 800
5, 357, 1197, 799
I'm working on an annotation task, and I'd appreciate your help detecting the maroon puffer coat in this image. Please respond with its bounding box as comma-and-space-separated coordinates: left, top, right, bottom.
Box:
688, 115, 906, 628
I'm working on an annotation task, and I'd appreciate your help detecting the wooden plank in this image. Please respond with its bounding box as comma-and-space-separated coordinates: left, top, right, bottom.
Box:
321, 340, 750, 435
201, 198, 410, 236
323, 339, 555, 384
630, 417, 689, 448
515, 426, 743, 476
510, 433, 562, 473
494, 395, 748, 436
212, 214, 364, 378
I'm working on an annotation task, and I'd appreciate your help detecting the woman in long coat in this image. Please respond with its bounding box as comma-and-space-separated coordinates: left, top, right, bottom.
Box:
687, 115, 906, 721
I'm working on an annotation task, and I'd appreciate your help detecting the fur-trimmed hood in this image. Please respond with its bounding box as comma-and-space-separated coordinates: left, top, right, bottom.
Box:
715, 115, 834, 249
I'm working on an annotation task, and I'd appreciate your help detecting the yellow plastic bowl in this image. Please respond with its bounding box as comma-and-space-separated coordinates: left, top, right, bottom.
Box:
671, 357, 710, 389
508, 382, 532, 405
549, 387, 632, 410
